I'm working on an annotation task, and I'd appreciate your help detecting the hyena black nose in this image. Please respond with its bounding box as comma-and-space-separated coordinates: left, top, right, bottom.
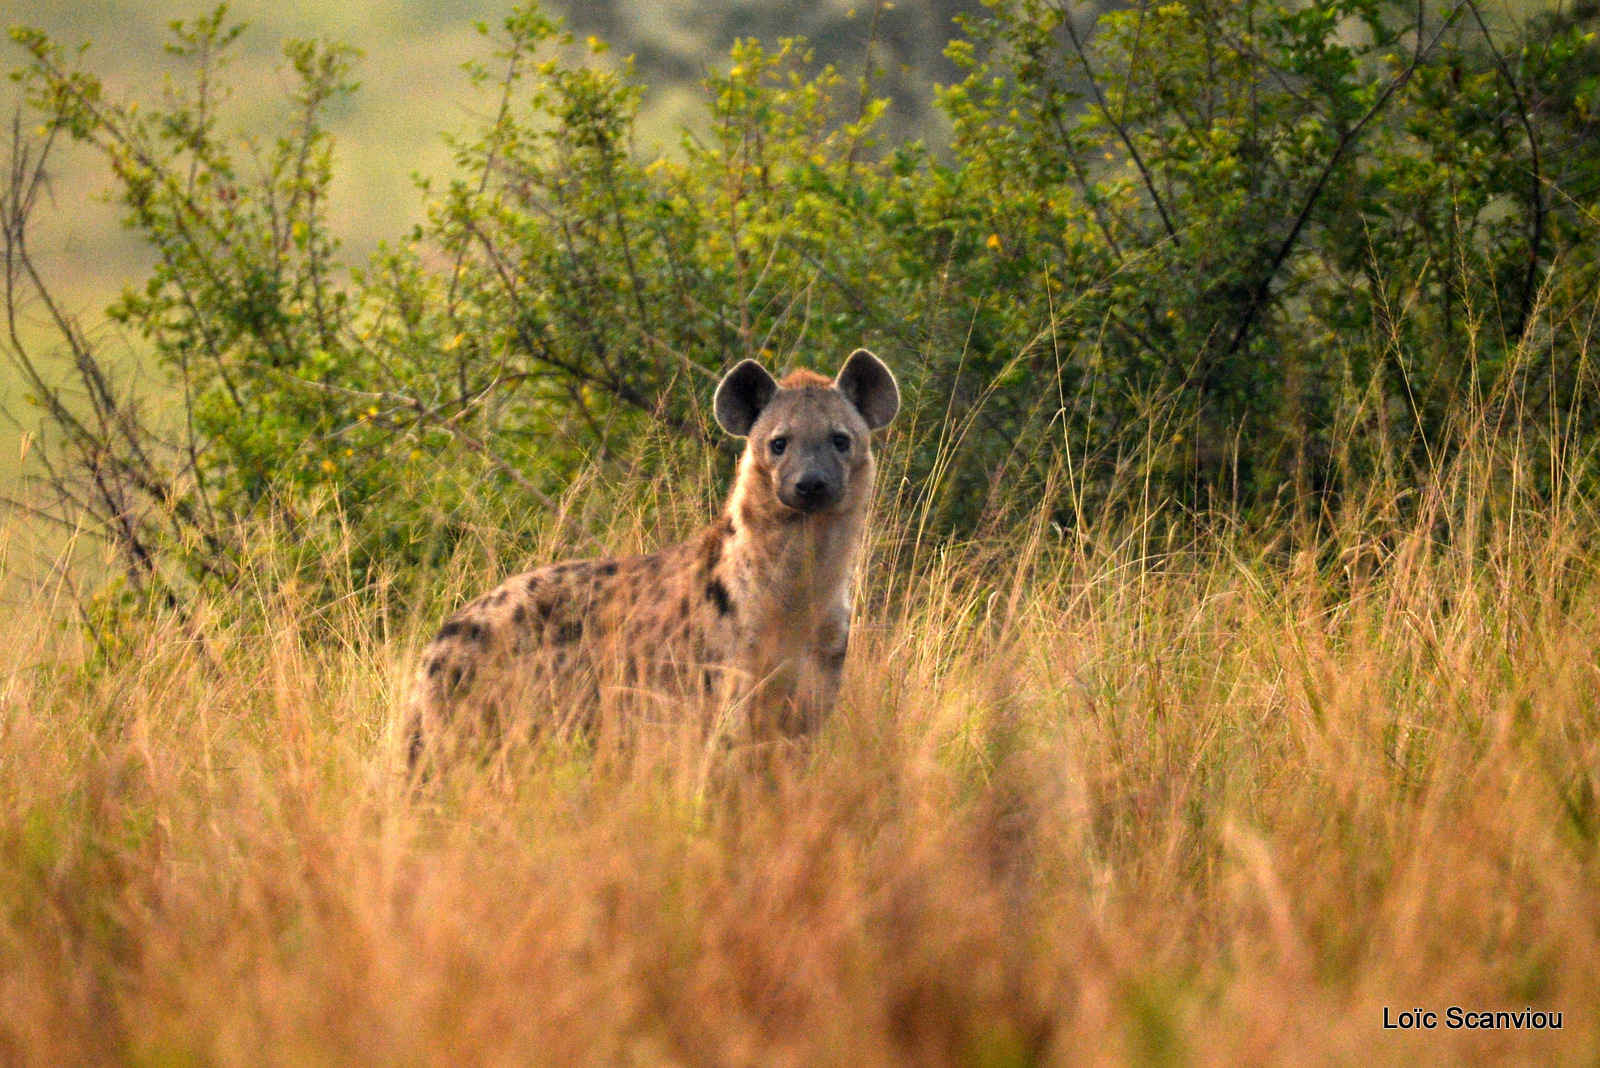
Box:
794, 475, 830, 510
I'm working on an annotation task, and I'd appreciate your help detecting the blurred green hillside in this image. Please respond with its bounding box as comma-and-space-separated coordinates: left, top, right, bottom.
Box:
4, 0, 976, 300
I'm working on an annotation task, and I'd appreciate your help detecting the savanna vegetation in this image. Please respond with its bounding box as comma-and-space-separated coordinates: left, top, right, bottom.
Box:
3, 0, 1600, 1063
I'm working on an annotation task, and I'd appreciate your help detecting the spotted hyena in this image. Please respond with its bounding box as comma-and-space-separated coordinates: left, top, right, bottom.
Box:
405, 348, 899, 766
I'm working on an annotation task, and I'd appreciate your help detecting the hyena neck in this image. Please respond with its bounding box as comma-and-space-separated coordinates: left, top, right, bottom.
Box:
721, 481, 868, 616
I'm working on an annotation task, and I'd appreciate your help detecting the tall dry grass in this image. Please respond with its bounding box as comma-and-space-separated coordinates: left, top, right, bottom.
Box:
2, 395, 1599, 1067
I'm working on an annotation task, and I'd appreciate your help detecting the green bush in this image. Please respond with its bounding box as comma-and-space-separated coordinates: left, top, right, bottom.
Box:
6, 0, 1600, 605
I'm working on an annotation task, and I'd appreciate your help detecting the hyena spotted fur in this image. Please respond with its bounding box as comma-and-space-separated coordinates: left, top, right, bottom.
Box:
405, 348, 899, 766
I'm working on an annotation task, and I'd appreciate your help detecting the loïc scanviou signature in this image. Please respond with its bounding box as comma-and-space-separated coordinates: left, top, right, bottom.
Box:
1383, 1006, 1563, 1030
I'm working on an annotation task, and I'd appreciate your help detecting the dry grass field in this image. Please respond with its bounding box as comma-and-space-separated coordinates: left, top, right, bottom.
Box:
3, 0, 1598, 1060
1, 407, 1597, 1067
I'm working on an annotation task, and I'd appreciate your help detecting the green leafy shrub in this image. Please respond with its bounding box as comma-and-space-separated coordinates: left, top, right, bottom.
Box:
6, 0, 1600, 607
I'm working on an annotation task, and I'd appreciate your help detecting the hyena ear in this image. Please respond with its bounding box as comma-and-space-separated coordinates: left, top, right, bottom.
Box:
835, 348, 899, 431
714, 359, 779, 437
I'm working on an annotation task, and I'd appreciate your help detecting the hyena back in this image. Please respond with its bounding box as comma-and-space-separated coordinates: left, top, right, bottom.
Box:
406, 348, 899, 766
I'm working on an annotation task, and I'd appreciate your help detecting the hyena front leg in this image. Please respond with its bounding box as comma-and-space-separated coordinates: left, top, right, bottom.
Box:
804, 603, 852, 731
760, 603, 850, 738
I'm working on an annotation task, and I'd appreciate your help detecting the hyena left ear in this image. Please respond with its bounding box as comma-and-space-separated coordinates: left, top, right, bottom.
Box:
835, 348, 899, 431
714, 359, 779, 437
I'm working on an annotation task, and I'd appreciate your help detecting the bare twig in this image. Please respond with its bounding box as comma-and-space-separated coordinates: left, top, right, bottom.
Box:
1053, 0, 1182, 247
1218, 0, 1467, 365
1464, 0, 1545, 342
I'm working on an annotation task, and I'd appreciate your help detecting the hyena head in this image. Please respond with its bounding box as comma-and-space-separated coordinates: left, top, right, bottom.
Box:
714, 349, 899, 517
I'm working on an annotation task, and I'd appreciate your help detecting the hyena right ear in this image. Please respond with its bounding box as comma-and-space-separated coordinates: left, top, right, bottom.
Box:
714, 359, 779, 437
835, 348, 899, 431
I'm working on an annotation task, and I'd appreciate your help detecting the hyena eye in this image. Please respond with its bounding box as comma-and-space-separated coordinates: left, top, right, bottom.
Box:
770, 436, 788, 456
831, 433, 851, 453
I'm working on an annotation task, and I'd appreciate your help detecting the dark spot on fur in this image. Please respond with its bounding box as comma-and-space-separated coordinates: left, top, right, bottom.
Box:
447, 665, 468, 694
426, 657, 445, 678
537, 601, 554, 620
827, 647, 848, 672
436, 619, 487, 644
553, 620, 583, 646
705, 579, 734, 617
597, 561, 618, 577
489, 589, 509, 606
679, 597, 691, 619
512, 604, 528, 626
700, 518, 732, 572
526, 574, 542, 592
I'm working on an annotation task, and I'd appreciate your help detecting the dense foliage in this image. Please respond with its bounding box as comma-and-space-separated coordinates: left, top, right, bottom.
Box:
6, 0, 1600, 601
